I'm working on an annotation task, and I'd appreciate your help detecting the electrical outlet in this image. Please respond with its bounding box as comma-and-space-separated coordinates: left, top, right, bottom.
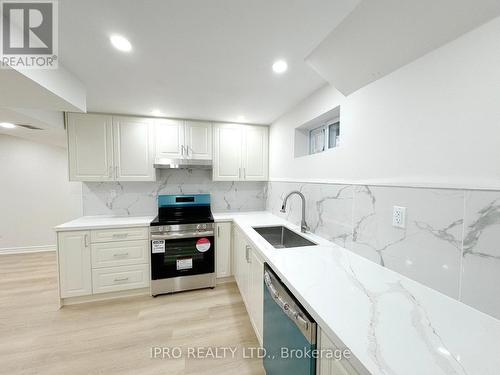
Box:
393, 206, 406, 228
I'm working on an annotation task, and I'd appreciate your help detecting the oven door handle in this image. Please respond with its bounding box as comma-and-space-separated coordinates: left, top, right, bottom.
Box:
151, 230, 214, 240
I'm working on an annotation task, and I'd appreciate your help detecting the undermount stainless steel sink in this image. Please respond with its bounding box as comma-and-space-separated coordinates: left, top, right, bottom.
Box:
253, 226, 317, 249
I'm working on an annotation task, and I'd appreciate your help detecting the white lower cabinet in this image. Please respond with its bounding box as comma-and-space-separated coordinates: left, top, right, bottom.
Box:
92, 264, 149, 294
317, 328, 359, 375
215, 222, 232, 278
232, 225, 264, 345
57, 226, 150, 303
233, 226, 248, 301
91, 227, 149, 243
57, 231, 92, 298
91, 240, 149, 268
249, 247, 264, 344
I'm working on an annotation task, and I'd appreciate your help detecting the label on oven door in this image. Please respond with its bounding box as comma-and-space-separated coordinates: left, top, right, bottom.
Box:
177, 257, 193, 270
196, 238, 211, 252
152, 240, 165, 253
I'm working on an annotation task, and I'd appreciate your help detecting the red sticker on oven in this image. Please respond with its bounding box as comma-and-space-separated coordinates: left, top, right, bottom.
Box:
196, 238, 211, 252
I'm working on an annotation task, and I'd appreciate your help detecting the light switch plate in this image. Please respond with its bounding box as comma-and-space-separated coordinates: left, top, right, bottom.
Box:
393, 206, 406, 228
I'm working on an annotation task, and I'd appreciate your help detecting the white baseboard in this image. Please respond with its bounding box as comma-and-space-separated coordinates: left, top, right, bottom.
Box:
0, 245, 56, 255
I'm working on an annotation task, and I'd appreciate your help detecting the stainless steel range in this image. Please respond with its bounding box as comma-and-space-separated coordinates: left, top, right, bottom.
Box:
150, 194, 216, 296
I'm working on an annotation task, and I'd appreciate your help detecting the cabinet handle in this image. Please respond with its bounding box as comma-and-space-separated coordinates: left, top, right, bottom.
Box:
238, 168, 241, 179
243, 168, 246, 179
114, 277, 129, 282
185, 145, 190, 157
217, 226, 220, 237
113, 252, 129, 257
245, 245, 251, 263
84, 234, 89, 248
112, 233, 128, 239
181, 145, 184, 157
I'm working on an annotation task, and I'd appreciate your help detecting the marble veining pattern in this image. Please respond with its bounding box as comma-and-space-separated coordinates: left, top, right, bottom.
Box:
228, 212, 500, 375
266, 181, 353, 247
267, 181, 500, 320
350, 185, 464, 299
460, 191, 500, 319
83, 169, 266, 216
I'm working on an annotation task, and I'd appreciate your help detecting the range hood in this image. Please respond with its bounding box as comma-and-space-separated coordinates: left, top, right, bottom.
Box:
154, 157, 212, 169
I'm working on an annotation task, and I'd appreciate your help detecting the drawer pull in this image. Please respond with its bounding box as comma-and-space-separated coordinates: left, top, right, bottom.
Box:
113, 252, 129, 257
112, 233, 128, 239
114, 277, 129, 282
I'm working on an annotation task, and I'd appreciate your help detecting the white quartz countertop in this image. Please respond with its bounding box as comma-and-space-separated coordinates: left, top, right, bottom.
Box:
54, 215, 156, 231
214, 211, 500, 375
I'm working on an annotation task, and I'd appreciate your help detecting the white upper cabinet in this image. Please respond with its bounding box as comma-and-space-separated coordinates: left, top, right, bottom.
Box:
213, 123, 268, 181
155, 119, 185, 159
67, 113, 114, 181
213, 124, 243, 181
67, 113, 156, 182
242, 125, 268, 181
113, 116, 156, 181
156, 119, 212, 160
185, 121, 212, 160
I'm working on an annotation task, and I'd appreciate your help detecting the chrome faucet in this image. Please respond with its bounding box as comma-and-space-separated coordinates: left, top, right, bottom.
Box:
280, 191, 309, 233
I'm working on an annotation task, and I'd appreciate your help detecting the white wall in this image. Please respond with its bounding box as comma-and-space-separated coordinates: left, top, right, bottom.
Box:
270, 16, 500, 190
0, 135, 82, 252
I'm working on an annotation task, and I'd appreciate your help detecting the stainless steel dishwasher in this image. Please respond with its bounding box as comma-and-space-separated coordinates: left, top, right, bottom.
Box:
263, 264, 317, 375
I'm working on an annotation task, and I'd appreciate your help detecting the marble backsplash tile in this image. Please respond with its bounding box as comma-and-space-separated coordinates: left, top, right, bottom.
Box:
351, 186, 464, 299
266, 181, 353, 247
83, 169, 266, 216
267, 181, 500, 320
461, 191, 500, 319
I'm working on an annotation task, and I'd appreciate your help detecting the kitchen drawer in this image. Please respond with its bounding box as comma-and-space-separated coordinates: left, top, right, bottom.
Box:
91, 240, 149, 268
91, 227, 149, 243
92, 264, 150, 294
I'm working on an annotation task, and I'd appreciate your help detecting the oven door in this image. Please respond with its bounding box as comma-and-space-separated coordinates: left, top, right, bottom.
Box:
151, 230, 215, 280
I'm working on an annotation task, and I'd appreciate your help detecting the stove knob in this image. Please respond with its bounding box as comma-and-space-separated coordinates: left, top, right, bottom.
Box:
197, 224, 207, 230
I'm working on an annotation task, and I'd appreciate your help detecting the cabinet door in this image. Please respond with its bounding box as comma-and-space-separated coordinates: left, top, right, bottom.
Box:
317, 328, 359, 375
113, 116, 156, 181
216, 222, 232, 278
57, 231, 92, 298
242, 125, 269, 181
67, 113, 113, 181
233, 227, 249, 303
185, 121, 212, 160
232, 227, 241, 285
249, 248, 264, 345
213, 124, 243, 181
156, 119, 185, 159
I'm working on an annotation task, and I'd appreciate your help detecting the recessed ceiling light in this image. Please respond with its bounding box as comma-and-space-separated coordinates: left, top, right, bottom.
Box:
272, 60, 288, 74
151, 109, 163, 117
0, 122, 16, 129
110, 34, 132, 52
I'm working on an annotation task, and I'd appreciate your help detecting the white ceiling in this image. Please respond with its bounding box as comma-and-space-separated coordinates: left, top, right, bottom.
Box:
306, 0, 500, 95
0, 108, 66, 147
58, 0, 359, 124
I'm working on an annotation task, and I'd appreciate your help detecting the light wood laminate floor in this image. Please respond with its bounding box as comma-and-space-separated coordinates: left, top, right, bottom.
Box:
0, 252, 265, 375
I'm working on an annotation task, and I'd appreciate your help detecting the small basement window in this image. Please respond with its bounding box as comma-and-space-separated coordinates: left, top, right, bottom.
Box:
294, 106, 340, 158
309, 121, 340, 154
